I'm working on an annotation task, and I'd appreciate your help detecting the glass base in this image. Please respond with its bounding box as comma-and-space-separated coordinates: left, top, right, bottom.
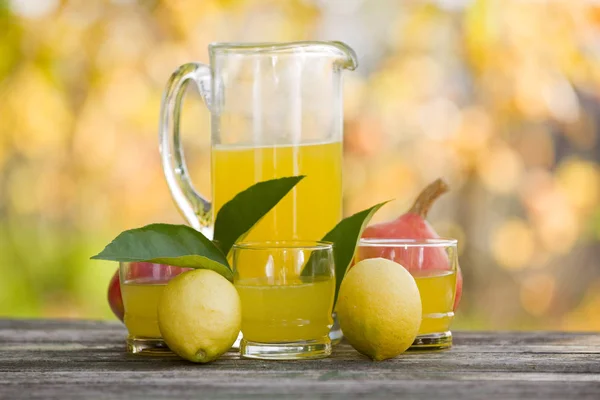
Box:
233, 313, 342, 351
126, 336, 174, 356
409, 331, 452, 351
240, 336, 332, 360
329, 312, 343, 345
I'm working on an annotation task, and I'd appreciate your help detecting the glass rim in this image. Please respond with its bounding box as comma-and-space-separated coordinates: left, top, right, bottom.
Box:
358, 238, 458, 248
232, 240, 333, 251
210, 40, 346, 52
208, 41, 358, 70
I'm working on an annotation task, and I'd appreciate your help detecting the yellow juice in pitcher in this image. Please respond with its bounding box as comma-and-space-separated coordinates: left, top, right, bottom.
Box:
413, 270, 457, 334
212, 141, 342, 253
235, 276, 335, 343
121, 280, 167, 338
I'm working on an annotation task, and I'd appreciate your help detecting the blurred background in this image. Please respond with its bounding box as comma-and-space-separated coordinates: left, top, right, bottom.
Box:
0, 0, 599, 331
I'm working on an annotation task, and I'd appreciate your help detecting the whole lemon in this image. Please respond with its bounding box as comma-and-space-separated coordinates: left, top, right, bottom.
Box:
337, 258, 422, 361
158, 269, 241, 363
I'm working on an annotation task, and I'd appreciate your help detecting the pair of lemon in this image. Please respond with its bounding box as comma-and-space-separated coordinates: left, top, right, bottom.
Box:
158, 258, 422, 363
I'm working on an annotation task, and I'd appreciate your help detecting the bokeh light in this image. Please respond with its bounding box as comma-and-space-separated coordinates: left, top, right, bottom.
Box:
0, 0, 599, 331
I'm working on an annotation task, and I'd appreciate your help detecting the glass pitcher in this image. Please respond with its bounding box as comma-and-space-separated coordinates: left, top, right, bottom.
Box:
159, 41, 357, 243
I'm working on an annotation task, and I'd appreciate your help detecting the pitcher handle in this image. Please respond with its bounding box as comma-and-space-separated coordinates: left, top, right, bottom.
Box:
159, 63, 212, 232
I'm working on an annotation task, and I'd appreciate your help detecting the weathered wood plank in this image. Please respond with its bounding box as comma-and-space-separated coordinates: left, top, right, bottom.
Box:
2, 378, 600, 400
0, 319, 599, 399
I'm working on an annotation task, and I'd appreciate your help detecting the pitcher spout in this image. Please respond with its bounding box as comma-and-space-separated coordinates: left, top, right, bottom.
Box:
324, 41, 358, 71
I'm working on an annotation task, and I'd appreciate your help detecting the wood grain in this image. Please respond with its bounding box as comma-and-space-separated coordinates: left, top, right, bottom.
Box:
0, 319, 599, 399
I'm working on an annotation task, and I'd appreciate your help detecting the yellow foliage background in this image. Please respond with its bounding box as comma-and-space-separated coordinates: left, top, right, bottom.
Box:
1, 0, 599, 330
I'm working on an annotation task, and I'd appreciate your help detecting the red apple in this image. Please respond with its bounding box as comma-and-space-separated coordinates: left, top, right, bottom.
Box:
107, 268, 124, 322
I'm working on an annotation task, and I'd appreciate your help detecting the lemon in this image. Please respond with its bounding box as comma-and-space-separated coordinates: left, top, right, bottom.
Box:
336, 258, 422, 361
158, 269, 241, 363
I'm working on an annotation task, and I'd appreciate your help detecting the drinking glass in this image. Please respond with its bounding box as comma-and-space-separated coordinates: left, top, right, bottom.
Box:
356, 238, 459, 350
232, 241, 335, 360
119, 262, 190, 355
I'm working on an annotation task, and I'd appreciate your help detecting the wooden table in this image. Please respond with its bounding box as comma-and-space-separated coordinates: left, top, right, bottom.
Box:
0, 319, 599, 399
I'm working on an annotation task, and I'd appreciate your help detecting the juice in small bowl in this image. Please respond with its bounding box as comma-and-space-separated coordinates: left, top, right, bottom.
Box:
356, 238, 458, 350
232, 241, 335, 360
120, 262, 190, 355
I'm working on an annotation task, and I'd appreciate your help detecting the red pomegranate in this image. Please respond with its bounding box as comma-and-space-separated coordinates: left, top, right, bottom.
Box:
361, 179, 463, 310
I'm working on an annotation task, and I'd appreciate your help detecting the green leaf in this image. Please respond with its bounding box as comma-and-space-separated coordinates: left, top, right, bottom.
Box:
91, 223, 233, 281
213, 176, 305, 256
302, 201, 389, 306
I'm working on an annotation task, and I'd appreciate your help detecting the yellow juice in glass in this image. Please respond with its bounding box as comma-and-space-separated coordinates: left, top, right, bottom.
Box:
413, 270, 457, 334
121, 279, 167, 338
235, 277, 335, 343
212, 141, 342, 256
